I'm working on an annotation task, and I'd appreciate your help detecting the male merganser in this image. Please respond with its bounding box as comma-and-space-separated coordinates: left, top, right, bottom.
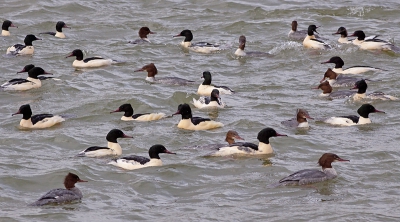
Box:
192, 89, 225, 109
197, 71, 234, 96
303, 25, 331, 50
128, 27, 155, 44
270, 153, 349, 187
195, 130, 244, 150
12, 104, 65, 129
211, 128, 287, 156
172, 103, 224, 130
321, 56, 384, 74
320, 68, 366, 87
1, 67, 52, 91
39, 21, 70, 39
30, 173, 87, 206
77, 129, 132, 157
1, 20, 17, 36
66, 49, 114, 68
173, 29, 221, 53
108, 144, 176, 170
6, 34, 41, 55
234, 35, 271, 57
350, 30, 400, 52
134, 63, 196, 85
333, 27, 353, 44
110, 103, 166, 121
322, 104, 385, 126
281, 109, 313, 128
352, 79, 397, 101
288, 21, 321, 41
16, 64, 55, 81
314, 81, 355, 99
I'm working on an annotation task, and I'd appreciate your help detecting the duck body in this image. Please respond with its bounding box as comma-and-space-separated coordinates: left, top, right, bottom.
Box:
323, 104, 385, 126
173, 104, 223, 130
129, 27, 155, 44
66, 49, 113, 68
40, 21, 70, 39
6, 35, 41, 55
12, 104, 64, 129
350, 30, 399, 51
1, 67, 52, 91
174, 30, 221, 53
303, 25, 330, 50
322, 56, 384, 75
281, 109, 313, 128
351, 79, 397, 101
111, 103, 166, 122
234, 35, 271, 57
316, 81, 355, 99
197, 71, 234, 96
193, 89, 225, 109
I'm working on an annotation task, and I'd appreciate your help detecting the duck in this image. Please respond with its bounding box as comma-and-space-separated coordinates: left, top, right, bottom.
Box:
173, 29, 221, 53
322, 104, 385, 126
303, 25, 331, 49
314, 81, 356, 99
6, 34, 41, 55
270, 153, 349, 187
194, 130, 244, 150
197, 71, 234, 96
320, 68, 367, 87
234, 35, 271, 57
134, 63, 196, 85
288, 21, 322, 41
350, 30, 400, 52
332, 27, 354, 44
108, 144, 176, 170
1, 20, 17, 36
211, 128, 287, 156
281, 109, 313, 128
110, 103, 166, 121
1, 67, 52, 91
30, 173, 87, 206
66, 49, 114, 68
39, 21, 70, 39
128, 27, 155, 44
12, 104, 65, 129
76, 129, 132, 157
172, 103, 224, 130
351, 79, 397, 101
321, 56, 384, 74
192, 89, 225, 109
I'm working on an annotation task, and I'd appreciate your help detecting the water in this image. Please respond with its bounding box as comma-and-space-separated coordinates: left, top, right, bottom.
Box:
1, 0, 400, 221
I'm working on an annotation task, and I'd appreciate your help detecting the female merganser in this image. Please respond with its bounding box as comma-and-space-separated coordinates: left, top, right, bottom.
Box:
271, 153, 349, 187
1, 20, 17, 36
323, 104, 385, 126
12, 104, 65, 129
320, 68, 366, 87
314, 81, 355, 99
197, 71, 234, 96
110, 103, 166, 121
172, 103, 224, 130
6, 34, 41, 55
128, 27, 155, 44
281, 109, 313, 128
77, 129, 132, 157
288, 21, 321, 41
211, 128, 287, 156
108, 144, 176, 170
321, 56, 384, 74
66, 49, 114, 68
30, 173, 87, 206
303, 25, 330, 50
39, 21, 70, 39
350, 30, 400, 52
234, 35, 271, 57
192, 89, 225, 109
352, 79, 397, 101
1, 67, 52, 91
173, 29, 221, 53
333, 27, 353, 44
134, 63, 196, 85
195, 130, 244, 150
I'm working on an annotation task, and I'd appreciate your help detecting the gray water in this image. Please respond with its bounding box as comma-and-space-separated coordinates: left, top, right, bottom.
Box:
1, 0, 400, 221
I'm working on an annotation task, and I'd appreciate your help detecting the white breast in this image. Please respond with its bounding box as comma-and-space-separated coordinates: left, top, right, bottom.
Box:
234, 49, 246, 56
134, 113, 166, 121
177, 118, 223, 131
108, 158, 162, 170
192, 98, 225, 109
19, 115, 65, 129
338, 37, 351, 44
324, 117, 356, 126
303, 36, 327, 49
7, 46, 34, 55
352, 93, 366, 101
357, 116, 371, 125
72, 59, 112, 68
297, 122, 309, 128
55, 31, 65, 38
1, 30, 10, 36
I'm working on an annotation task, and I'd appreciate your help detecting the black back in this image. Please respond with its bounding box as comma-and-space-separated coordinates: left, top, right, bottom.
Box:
120, 155, 150, 165
230, 142, 259, 151
83, 146, 110, 152
339, 115, 359, 124
31, 114, 54, 125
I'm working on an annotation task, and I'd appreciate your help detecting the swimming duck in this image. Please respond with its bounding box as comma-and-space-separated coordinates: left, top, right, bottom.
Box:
173, 29, 221, 53
111, 103, 166, 121
6, 34, 41, 55
192, 89, 225, 109
320, 68, 367, 87
321, 56, 384, 74
1, 67, 52, 91
134, 63, 196, 85
352, 79, 397, 101
303, 25, 331, 49
314, 81, 355, 99
281, 109, 313, 128
172, 103, 224, 130
234, 35, 271, 57
66, 49, 114, 68
322, 104, 385, 126
40, 21, 70, 38
1, 20, 17, 36
128, 27, 155, 44
350, 30, 400, 52
197, 71, 234, 96
12, 104, 65, 129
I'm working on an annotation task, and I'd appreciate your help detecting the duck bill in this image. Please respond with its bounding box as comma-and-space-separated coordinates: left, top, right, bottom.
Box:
351, 85, 358, 90
173, 34, 182, 37
122, 134, 133, 138
78, 179, 88, 183
35, 37, 42, 41
134, 68, 144, 72
64, 25, 71, 29
320, 77, 327, 83
149, 31, 156, 34
65, 53, 74, 58
337, 158, 350, 162
349, 33, 356, 37
311, 86, 320, 89
165, 149, 176, 154
320, 60, 331, 64
374, 109, 385, 113
110, 108, 121, 113
305, 115, 314, 120
276, 133, 288, 137
235, 135, 244, 140
332, 31, 340, 35
12, 111, 21, 116
11, 23, 18, 28
17, 69, 26, 74
43, 71, 53, 75
172, 110, 180, 116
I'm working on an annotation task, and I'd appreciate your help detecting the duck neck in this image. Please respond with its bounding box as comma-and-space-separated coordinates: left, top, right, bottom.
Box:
68, 187, 83, 198
257, 142, 273, 154
108, 142, 122, 155
225, 136, 235, 145
322, 167, 337, 179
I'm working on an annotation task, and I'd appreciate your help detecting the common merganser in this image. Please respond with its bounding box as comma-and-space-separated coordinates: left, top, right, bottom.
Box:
281, 109, 313, 128
321, 56, 384, 74
303, 25, 331, 50
211, 128, 287, 156
172, 103, 224, 130
39, 21, 70, 39
6, 34, 41, 55
110, 103, 166, 121
333, 27, 353, 44
350, 30, 400, 52
134, 63, 196, 85
1, 67, 52, 91
314, 81, 355, 99
352, 79, 397, 101
173, 29, 221, 53
322, 104, 385, 126
197, 71, 234, 96
320, 68, 366, 87
1, 20, 17, 36
12, 104, 65, 129
194, 130, 244, 150
234, 35, 271, 57
30, 173, 87, 206
128, 27, 155, 44
270, 153, 349, 187
16, 64, 55, 81
108, 144, 176, 170
66, 49, 114, 68
193, 89, 225, 109
77, 129, 132, 157
288, 21, 321, 41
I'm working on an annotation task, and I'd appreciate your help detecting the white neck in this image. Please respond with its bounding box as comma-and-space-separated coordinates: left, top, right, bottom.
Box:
234, 48, 246, 56
319, 93, 330, 97
332, 68, 343, 73
353, 39, 363, 46
327, 79, 336, 85
338, 37, 350, 43
256, 142, 273, 154
145, 76, 156, 82
353, 93, 366, 100
108, 142, 122, 155
358, 116, 371, 125
181, 41, 191, 47
297, 121, 309, 128
323, 168, 337, 179
142, 38, 151, 43
177, 118, 195, 130
1, 30, 10, 36
55, 31, 65, 38
147, 158, 163, 166
20, 118, 34, 128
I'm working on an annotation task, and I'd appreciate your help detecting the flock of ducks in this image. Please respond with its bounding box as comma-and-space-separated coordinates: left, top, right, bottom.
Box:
1, 18, 396, 206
